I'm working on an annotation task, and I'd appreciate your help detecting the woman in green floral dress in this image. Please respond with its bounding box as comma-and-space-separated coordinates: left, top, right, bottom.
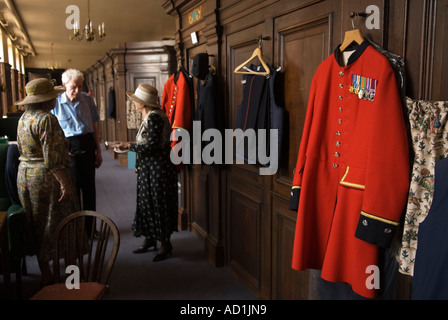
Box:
16, 78, 79, 285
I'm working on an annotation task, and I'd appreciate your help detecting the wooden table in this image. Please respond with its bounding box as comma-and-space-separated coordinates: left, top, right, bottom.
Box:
0, 211, 12, 297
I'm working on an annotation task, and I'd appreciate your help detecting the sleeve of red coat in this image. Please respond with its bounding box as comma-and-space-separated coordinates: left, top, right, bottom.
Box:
354, 67, 410, 248
161, 80, 169, 116
170, 74, 192, 150
172, 73, 192, 132
289, 77, 317, 211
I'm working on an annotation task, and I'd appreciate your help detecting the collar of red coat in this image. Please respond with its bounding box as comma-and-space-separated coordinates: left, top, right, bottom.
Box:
334, 40, 370, 67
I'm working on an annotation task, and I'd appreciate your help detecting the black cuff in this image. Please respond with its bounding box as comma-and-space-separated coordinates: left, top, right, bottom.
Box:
355, 213, 398, 248
289, 188, 300, 211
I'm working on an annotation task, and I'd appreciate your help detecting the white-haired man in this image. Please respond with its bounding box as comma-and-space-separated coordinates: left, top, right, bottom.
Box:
51, 68, 102, 234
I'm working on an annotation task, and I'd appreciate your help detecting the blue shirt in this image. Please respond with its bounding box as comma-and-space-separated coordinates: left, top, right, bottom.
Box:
52, 92, 100, 137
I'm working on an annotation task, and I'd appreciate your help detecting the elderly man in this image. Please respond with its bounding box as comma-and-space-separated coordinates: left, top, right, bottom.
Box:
51, 69, 102, 233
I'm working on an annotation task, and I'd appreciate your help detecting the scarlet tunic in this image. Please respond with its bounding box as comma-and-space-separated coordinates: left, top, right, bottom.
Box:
161, 70, 192, 149
290, 41, 410, 298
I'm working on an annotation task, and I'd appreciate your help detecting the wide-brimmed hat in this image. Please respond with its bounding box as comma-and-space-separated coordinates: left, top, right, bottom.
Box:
126, 83, 160, 108
15, 78, 65, 105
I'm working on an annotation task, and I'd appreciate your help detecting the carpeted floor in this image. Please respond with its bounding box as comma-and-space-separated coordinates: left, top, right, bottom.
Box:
3, 145, 257, 300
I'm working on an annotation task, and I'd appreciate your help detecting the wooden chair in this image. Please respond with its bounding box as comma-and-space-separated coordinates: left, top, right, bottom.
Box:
31, 210, 120, 300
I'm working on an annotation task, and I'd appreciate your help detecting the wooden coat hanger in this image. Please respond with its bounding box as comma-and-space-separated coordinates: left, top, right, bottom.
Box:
339, 12, 366, 52
234, 36, 270, 76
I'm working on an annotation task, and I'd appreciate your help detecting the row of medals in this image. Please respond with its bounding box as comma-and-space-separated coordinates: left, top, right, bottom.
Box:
349, 86, 376, 101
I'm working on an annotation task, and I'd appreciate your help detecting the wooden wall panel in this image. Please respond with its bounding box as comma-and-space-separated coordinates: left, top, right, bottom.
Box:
104, 56, 115, 144
270, 3, 338, 300
191, 168, 209, 237
0, 63, 11, 115
225, 22, 273, 299
227, 24, 268, 131
228, 175, 267, 296
273, 11, 333, 187
272, 195, 310, 300
431, 0, 448, 100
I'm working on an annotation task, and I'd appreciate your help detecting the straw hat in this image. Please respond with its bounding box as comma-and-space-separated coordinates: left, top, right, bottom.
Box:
126, 83, 160, 108
15, 78, 65, 105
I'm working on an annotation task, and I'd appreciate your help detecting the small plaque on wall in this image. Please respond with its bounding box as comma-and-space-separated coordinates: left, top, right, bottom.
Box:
188, 6, 202, 24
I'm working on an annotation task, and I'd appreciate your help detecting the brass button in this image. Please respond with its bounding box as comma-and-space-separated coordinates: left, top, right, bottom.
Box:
384, 228, 392, 234
362, 219, 369, 226
334, 152, 340, 157
339, 71, 344, 76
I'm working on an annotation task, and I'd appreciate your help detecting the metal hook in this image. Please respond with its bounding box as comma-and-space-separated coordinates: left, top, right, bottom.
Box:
350, 12, 369, 29
257, 35, 271, 48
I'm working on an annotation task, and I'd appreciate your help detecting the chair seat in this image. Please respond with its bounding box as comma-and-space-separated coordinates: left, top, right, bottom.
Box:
31, 282, 108, 300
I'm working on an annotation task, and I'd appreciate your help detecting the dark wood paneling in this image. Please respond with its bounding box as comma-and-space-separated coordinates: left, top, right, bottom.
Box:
272, 195, 310, 299
431, 0, 448, 100
191, 168, 209, 237
273, 11, 333, 187
270, 4, 337, 299
228, 175, 266, 295
227, 23, 268, 131
165, 0, 447, 300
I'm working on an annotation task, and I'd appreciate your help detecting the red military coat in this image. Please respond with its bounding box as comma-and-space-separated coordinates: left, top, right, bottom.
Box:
161, 70, 192, 148
290, 41, 410, 298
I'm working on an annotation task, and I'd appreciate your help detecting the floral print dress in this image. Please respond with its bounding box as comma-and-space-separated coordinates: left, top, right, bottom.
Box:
397, 98, 448, 275
130, 109, 178, 242
17, 109, 79, 261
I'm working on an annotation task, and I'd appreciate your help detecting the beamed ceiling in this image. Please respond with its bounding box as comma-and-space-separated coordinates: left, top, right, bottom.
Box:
0, 0, 176, 71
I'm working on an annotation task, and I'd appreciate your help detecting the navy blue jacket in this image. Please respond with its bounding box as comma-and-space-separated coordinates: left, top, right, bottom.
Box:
413, 157, 448, 299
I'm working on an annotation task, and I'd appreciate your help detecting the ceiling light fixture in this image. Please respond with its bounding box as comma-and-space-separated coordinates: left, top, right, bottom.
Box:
46, 42, 61, 70
70, 0, 105, 43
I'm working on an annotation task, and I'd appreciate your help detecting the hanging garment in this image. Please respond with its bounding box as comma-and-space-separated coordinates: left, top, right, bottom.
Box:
180, 66, 195, 128
161, 68, 193, 144
269, 67, 286, 166
412, 157, 448, 299
289, 41, 410, 299
369, 40, 406, 100
194, 70, 224, 163
236, 64, 270, 164
397, 98, 448, 276
235, 64, 284, 168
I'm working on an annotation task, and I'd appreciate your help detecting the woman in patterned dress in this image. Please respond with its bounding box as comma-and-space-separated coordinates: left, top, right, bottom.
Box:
113, 83, 178, 262
16, 78, 79, 285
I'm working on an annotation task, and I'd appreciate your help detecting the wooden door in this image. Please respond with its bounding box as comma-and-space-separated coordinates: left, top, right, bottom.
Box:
271, 2, 341, 300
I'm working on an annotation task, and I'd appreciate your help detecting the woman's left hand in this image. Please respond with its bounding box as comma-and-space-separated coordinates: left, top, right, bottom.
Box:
112, 141, 130, 150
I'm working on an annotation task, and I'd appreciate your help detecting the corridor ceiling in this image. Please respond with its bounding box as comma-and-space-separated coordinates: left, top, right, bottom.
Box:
0, 0, 176, 71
